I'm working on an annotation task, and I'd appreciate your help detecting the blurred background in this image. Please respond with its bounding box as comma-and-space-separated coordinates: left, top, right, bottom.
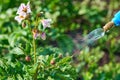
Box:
1, 0, 120, 80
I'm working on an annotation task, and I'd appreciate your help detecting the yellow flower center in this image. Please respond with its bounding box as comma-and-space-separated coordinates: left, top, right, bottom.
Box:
22, 7, 27, 12
20, 16, 25, 19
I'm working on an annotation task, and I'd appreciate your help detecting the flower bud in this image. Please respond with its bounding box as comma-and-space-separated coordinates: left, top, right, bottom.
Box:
50, 59, 55, 65
25, 55, 31, 62
58, 54, 63, 58
37, 12, 44, 17
22, 22, 26, 28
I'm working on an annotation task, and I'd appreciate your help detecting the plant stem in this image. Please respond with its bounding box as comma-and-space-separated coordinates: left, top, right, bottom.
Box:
33, 63, 41, 80
33, 37, 36, 64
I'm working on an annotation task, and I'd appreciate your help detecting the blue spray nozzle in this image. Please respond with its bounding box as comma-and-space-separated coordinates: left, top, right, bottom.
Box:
112, 11, 120, 26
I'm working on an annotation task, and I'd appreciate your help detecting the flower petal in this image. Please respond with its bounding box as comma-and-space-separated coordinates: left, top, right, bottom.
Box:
41, 32, 46, 40
32, 29, 40, 39
41, 19, 52, 29
33, 33, 39, 39
19, 12, 27, 18
17, 3, 26, 14
26, 2, 31, 13
16, 2, 31, 14
15, 16, 22, 24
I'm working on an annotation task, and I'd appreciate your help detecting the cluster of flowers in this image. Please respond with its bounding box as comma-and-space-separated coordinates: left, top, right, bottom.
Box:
15, 2, 52, 40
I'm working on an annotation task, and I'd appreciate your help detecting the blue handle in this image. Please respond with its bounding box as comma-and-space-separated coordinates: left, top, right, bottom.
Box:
112, 11, 120, 26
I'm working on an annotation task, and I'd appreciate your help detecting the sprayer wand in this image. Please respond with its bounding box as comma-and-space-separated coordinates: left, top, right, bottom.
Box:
103, 11, 120, 31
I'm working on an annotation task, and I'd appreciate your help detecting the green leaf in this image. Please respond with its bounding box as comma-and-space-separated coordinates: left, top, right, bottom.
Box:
8, 30, 27, 47
10, 47, 24, 55
0, 34, 8, 40
57, 56, 71, 65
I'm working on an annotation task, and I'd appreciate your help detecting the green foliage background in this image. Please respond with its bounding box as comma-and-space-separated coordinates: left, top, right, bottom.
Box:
1, 0, 120, 80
